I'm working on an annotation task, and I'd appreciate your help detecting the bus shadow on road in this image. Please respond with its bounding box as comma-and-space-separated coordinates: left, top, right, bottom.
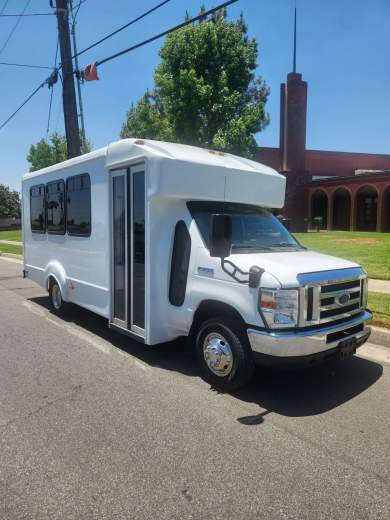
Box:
29, 296, 383, 420
234, 356, 383, 422
29, 296, 199, 377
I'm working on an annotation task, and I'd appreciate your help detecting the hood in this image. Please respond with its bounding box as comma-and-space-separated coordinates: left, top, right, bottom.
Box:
229, 249, 360, 287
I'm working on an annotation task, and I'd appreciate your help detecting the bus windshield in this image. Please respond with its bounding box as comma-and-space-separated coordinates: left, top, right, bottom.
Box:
187, 202, 304, 253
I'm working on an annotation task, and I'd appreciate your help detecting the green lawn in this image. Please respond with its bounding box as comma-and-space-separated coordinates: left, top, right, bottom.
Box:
294, 231, 390, 281
0, 229, 22, 241
369, 292, 390, 329
0, 243, 22, 255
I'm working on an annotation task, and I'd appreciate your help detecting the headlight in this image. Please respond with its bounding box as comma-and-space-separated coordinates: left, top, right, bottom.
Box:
259, 289, 299, 328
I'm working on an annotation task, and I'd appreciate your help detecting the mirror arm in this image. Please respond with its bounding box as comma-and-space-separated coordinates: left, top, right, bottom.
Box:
220, 259, 265, 288
220, 259, 249, 284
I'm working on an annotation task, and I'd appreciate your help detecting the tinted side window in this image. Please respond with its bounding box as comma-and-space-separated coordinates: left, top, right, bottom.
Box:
169, 221, 191, 306
30, 185, 46, 233
66, 174, 91, 236
46, 180, 65, 234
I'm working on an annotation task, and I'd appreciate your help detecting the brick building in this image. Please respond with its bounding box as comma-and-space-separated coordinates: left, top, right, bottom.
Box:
256, 43, 390, 232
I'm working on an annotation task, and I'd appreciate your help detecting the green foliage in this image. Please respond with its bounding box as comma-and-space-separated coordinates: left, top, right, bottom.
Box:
27, 132, 91, 172
0, 184, 21, 218
0, 243, 22, 255
0, 229, 21, 241
368, 291, 390, 329
121, 9, 269, 158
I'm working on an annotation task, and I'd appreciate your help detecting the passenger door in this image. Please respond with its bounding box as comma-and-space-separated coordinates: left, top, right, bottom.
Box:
110, 165, 146, 339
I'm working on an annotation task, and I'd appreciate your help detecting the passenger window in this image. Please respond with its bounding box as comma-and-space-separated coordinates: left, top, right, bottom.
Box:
66, 174, 91, 236
30, 185, 46, 233
169, 220, 191, 306
46, 180, 65, 234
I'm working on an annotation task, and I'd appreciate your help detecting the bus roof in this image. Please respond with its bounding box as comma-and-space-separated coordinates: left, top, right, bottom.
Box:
22, 138, 282, 181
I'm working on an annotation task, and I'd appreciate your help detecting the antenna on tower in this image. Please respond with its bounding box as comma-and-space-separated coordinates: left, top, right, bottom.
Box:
293, 7, 297, 73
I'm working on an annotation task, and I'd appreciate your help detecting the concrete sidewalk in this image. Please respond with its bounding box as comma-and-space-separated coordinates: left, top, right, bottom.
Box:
0, 239, 22, 246
368, 279, 390, 294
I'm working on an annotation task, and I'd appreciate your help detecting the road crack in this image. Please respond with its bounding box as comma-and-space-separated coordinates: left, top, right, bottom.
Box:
0, 384, 83, 431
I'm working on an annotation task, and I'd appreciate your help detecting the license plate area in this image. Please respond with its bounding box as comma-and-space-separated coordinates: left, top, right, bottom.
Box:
338, 337, 357, 359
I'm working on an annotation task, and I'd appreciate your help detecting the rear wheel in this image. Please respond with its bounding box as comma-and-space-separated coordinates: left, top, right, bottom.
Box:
196, 317, 254, 391
49, 279, 68, 316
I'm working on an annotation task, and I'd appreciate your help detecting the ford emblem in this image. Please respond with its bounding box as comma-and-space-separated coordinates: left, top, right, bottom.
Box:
337, 293, 350, 306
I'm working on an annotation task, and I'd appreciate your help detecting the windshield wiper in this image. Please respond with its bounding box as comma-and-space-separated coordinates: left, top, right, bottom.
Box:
232, 245, 273, 251
268, 242, 302, 248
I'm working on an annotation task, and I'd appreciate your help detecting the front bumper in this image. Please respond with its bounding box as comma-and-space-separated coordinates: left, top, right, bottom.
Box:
247, 310, 372, 359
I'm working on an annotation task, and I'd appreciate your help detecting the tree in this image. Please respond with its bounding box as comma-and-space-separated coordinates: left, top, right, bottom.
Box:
0, 185, 21, 218
27, 132, 91, 172
121, 9, 269, 158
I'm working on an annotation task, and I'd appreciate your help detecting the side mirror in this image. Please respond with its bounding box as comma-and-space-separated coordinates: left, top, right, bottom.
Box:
209, 214, 232, 258
248, 266, 264, 289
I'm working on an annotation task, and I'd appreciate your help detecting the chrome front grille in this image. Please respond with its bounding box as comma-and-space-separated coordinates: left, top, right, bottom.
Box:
297, 268, 368, 327
319, 279, 362, 323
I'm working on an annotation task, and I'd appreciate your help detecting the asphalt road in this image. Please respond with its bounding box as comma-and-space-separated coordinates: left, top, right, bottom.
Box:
0, 257, 389, 520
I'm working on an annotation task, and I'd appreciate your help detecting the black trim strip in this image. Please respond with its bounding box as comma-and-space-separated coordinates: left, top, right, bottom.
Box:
109, 322, 145, 344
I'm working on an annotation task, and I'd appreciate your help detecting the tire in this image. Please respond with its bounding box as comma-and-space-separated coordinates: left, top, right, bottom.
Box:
195, 317, 255, 391
49, 279, 68, 316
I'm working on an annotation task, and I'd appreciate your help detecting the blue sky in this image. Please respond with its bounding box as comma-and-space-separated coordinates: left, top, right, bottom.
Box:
0, 0, 389, 190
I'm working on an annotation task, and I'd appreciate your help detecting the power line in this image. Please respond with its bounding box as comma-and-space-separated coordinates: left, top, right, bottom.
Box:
76, 0, 172, 59
0, 0, 239, 132
71, 0, 87, 17
46, 40, 60, 139
0, 0, 32, 58
0, 0, 9, 16
70, 0, 87, 148
0, 61, 52, 69
0, 12, 54, 17
95, 0, 239, 67
0, 79, 48, 130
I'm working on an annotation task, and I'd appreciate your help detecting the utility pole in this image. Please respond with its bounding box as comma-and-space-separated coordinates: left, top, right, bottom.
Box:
55, 0, 81, 158
69, 0, 87, 151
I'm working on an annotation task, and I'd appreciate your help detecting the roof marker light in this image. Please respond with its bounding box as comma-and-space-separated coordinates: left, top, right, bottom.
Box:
135, 139, 145, 145
208, 149, 225, 156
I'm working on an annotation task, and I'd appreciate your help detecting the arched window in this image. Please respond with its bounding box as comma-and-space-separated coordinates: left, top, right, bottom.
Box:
383, 186, 390, 232
311, 190, 328, 229
356, 185, 378, 231
333, 188, 351, 230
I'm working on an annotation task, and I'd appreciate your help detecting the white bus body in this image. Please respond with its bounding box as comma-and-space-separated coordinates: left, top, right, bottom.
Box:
22, 139, 372, 390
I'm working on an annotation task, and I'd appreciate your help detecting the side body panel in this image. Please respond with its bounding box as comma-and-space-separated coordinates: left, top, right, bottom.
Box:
146, 195, 270, 345
22, 156, 111, 318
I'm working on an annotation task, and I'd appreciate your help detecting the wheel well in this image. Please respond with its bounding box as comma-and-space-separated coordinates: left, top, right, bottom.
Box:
47, 275, 57, 292
190, 300, 246, 337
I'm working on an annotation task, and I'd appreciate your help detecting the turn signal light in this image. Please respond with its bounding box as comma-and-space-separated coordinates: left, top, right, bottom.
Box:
261, 300, 278, 310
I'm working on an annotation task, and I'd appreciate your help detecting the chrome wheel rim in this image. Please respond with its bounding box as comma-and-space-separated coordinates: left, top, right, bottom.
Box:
203, 332, 233, 377
52, 284, 62, 310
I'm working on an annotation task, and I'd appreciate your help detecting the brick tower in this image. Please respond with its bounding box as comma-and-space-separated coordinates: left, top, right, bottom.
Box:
280, 9, 309, 231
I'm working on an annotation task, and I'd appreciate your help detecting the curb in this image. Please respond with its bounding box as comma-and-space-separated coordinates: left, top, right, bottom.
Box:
0, 252, 23, 260
370, 326, 390, 348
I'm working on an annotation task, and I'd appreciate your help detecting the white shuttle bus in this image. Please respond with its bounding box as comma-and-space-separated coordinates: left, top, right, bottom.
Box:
22, 139, 372, 390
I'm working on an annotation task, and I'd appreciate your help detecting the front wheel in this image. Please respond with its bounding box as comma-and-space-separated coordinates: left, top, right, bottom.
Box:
196, 318, 254, 391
